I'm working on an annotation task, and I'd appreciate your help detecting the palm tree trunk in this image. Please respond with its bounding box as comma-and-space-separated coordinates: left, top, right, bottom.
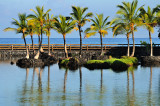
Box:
131, 31, 135, 57
127, 35, 130, 57
63, 34, 68, 58
100, 33, 103, 55
38, 34, 40, 44
48, 36, 50, 55
34, 26, 43, 59
23, 33, 29, 59
149, 31, 153, 56
31, 35, 35, 55
40, 26, 43, 51
48, 34, 50, 55
78, 26, 82, 58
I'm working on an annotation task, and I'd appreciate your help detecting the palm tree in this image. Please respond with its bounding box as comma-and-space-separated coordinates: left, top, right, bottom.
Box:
116, 0, 144, 57
71, 6, 93, 58
111, 17, 137, 57
53, 15, 76, 58
44, 14, 54, 55
28, 6, 51, 59
27, 19, 36, 55
84, 14, 110, 55
4, 13, 29, 59
140, 6, 160, 56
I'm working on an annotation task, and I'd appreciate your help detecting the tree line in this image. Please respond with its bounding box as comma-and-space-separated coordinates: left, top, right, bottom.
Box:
4, 0, 160, 59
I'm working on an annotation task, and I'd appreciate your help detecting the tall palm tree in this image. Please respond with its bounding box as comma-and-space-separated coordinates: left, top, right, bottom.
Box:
44, 14, 54, 55
84, 14, 110, 55
27, 19, 36, 55
28, 6, 51, 59
53, 15, 76, 58
140, 6, 160, 56
4, 13, 29, 59
111, 17, 137, 57
116, 0, 143, 57
71, 6, 93, 58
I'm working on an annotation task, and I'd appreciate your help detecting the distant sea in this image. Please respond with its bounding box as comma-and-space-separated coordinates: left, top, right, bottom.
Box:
0, 38, 160, 44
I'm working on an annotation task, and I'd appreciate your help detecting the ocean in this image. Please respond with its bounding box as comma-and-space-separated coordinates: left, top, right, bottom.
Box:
0, 38, 160, 44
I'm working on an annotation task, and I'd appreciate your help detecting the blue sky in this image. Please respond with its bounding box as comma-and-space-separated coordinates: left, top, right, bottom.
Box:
0, 0, 159, 38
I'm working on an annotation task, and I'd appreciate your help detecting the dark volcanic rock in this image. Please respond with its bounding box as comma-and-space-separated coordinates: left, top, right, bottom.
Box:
16, 52, 57, 68
111, 60, 129, 71
84, 62, 110, 70
141, 56, 160, 66
16, 58, 33, 68
68, 58, 79, 70
10, 61, 14, 65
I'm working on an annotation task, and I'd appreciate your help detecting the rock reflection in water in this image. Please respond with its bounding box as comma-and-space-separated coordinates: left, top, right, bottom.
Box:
1, 58, 160, 105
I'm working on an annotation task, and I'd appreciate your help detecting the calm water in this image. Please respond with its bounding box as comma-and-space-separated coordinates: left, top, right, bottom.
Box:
0, 59, 160, 105
0, 38, 160, 44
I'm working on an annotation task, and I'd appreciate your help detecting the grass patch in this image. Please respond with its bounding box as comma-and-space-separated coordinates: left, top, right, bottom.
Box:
87, 56, 138, 66
60, 59, 69, 65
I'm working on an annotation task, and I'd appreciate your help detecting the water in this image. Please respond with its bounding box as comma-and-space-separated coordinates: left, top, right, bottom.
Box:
0, 59, 160, 105
0, 38, 160, 44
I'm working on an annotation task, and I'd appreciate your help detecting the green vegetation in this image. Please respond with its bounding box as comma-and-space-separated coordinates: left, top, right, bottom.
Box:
60, 59, 70, 66
139, 6, 160, 56
71, 6, 93, 58
84, 14, 110, 55
3, 2, 160, 59
87, 56, 138, 66
53, 16, 76, 58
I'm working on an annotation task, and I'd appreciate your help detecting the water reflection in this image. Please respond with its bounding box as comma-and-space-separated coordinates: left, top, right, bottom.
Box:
100, 69, 103, 93
126, 67, 135, 106
1, 58, 160, 105
79, 67, 82, 106
148, 67, 152, 106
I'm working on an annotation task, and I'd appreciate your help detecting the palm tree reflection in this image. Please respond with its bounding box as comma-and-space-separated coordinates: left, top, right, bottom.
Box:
47, 65, 50, 93
22, 68, 29, 96
148, 66, 153, 105
79, 67, 82, 106
126, 67, 135, 106
31, 68, 35, 94
100, 69, 103, 93
131, 70, 135, 106
79, 67, 82, 92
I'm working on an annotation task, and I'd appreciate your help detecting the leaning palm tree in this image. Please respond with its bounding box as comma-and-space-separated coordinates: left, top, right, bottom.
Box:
28, 6, 51, 59
44, 14, 54, 55
4, 13, 29, 59
140, 6, 160, 56
111, 17, 137, 57
53, 15, 76, 58
84, 14, 110, 55
27, 19, 36, 55
116, 0, 143, 57
71, 6, 93, 58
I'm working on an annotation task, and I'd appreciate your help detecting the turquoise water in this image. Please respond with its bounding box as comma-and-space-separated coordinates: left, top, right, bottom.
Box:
0, 38, 160, 44
0, 59, 160, 105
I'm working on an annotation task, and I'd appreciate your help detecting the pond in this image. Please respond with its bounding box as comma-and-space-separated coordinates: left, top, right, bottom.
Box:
0, 59, 160, 105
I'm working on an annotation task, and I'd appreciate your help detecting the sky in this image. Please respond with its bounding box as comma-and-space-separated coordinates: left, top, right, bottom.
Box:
0, 0, 160, 38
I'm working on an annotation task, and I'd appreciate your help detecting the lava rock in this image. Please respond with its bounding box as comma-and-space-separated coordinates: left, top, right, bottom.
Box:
141, 56, 160, 66
84, 62, 110, 70
111, 60, 129, 71
16, 52, 57, 68
10, 61, 14, 65
68, 58, 79, 70
16, 58, 33, 68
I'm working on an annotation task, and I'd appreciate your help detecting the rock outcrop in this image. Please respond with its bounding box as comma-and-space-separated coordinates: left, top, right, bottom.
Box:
16, 52, 57, 68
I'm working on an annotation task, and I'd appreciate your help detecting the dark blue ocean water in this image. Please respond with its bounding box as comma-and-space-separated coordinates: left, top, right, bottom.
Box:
0, 38, 160, 44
